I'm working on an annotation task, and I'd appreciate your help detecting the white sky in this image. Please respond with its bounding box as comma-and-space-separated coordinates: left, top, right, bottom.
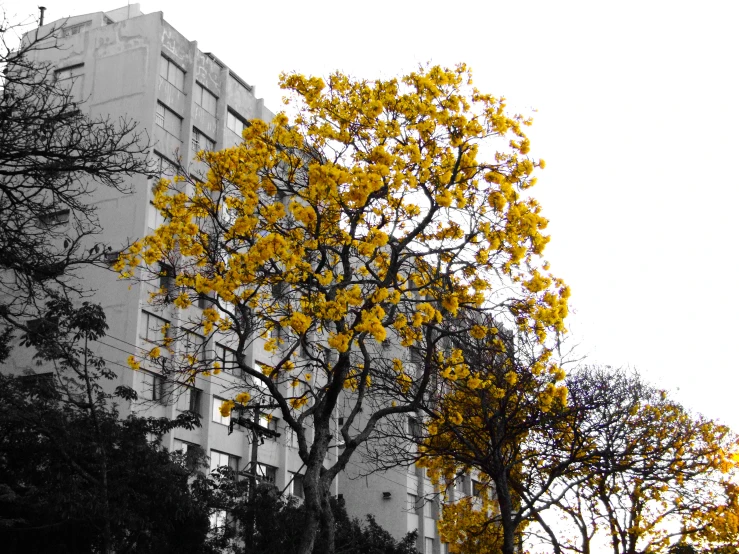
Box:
5, 0, 739, 429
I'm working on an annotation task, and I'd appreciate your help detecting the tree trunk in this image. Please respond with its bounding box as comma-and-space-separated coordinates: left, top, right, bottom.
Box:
493, 471, 516, 554
297, 466, 322, 554
297, 421, 332, 554
320, 482, 336, 554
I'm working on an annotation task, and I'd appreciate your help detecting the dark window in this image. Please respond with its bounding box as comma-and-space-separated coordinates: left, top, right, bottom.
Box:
187, 387, 202, 414
289, 473, 304, 498
159, 263, 175, 297
408, 416, 422, 439
142, 371, 166, 404
216, 343, 239, 375
39, 209, 70, 227
197, 293, 211, 309
255, 463, 276, 484
472, 479, 486, 499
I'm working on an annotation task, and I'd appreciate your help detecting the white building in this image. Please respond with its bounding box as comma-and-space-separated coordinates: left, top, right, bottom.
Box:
8, 5, 449, 553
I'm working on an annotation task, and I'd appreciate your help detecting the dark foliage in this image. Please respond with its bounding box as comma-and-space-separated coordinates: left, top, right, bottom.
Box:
205, 481, 419, 554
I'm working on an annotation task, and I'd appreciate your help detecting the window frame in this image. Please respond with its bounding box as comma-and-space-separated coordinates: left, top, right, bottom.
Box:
255, 462, 277, 484
183, 330, 206, 364
259, 414, 278, 440
152, 151, 177, 179
288, 472, 304, 498
209, 449, 239, 473
39, 209, 71, 228
226, 109, 247, 136
140, 311, 169, 344
191, 127, 215, 153
147, 201, 168, 232
181, 386, 202, 415
141, 371, 166, 404
212, 397, 232, 426
194, 82, 217, 115
159, 55, 185, 91
61, 21, 91, 38
158, 262, 176, 298
472, 479, 486, 499
155, 102, 182, 137
216, 343, 239, 375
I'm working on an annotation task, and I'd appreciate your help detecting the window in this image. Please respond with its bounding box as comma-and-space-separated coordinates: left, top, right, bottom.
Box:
215, 343, 239, 375
209, 449, 239, 473
197, 293, 212, 310
255, 463, 276, 484
408, 416, 422, 439
183, 331, 205, 363
39, 209, 70, 227
147, 201, 167, 231
425, 537, 434, 554
159, 56, 185, 90
254, 362, 272, 390
141, 371, 165, 403
55, 64, 83, 81
152, 152, 177, 179
61, 21, 91, 37
191, 127, 215, 153
213, 397, 231, 426
174, 439, 203, 469
407, 493, 418, 512
288, 473, 304, 498
181, 387, 202, 415
472, 480, 486, 499
461, 475, 472, 496
140, 311, 169, 343
209, 509, 228, 532
259, 414, 278, 440
159, 263, 175, 297
155, 102, 182, 137
423, 499, 434, 518
55, 64, 84, 100
226, 110, 246, 136
174, 439, 195, 453
104, 250, 121, 265
194, 82, 217, 114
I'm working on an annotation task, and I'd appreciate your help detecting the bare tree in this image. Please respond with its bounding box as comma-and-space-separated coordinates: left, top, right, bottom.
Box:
0, 11, 150, 358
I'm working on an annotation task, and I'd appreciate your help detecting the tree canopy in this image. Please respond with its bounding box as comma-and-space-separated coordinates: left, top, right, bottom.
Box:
118, 64, 568, 553
0, 298, 209, 554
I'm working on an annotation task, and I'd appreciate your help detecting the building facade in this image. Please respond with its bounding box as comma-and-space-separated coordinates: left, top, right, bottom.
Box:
11, 5, 448, 552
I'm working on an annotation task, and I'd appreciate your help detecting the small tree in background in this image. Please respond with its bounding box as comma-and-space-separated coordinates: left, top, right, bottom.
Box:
533, 367, 739, 554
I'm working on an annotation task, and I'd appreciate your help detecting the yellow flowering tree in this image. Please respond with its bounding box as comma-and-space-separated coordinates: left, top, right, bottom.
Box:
117, 64, 568, 554
404, 313, 571, 554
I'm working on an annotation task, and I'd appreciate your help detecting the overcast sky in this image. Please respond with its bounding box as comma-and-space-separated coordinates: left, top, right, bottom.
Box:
5, 0, 739, 428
